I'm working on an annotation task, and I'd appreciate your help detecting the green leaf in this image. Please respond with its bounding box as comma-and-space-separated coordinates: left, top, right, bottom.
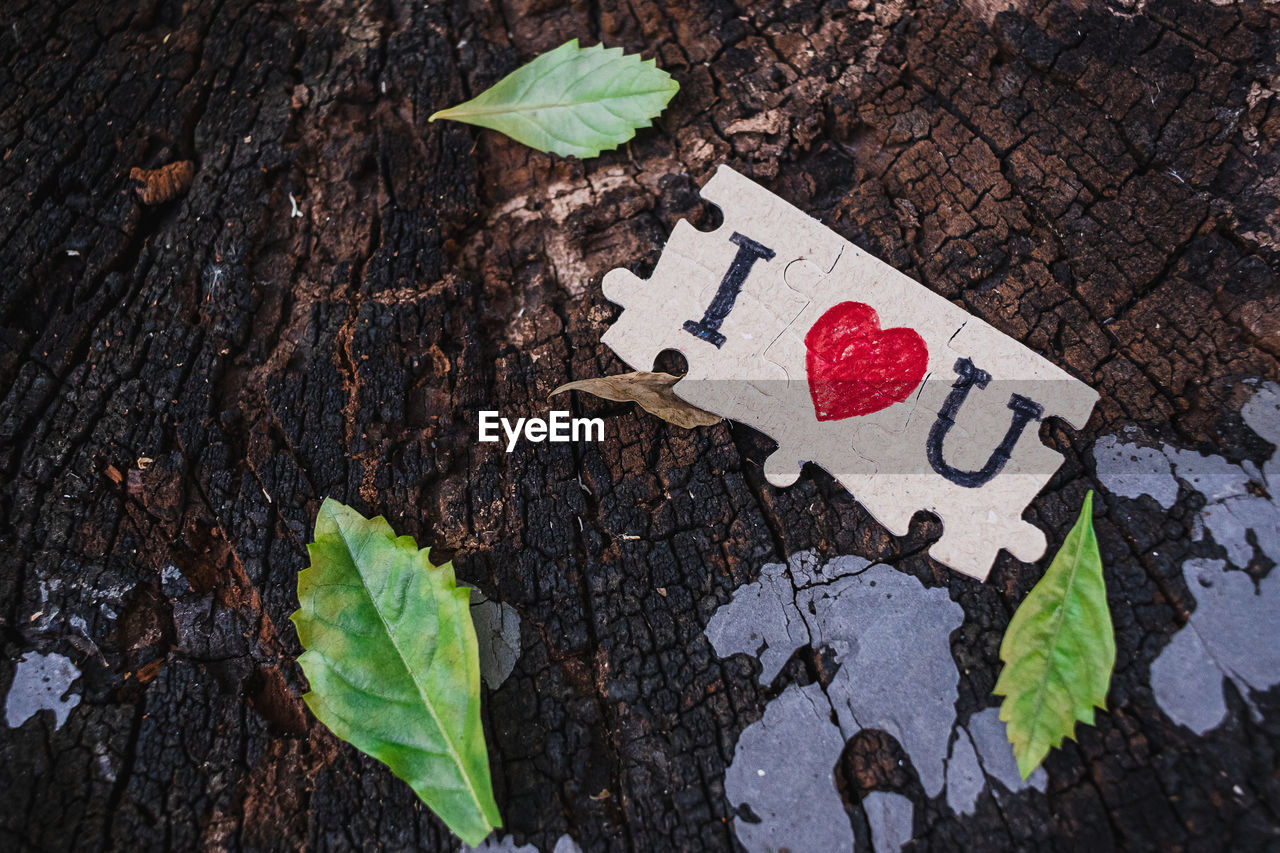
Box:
291, 499, 501, 846
429, 38, 679, 158
994, 491, 1115, 778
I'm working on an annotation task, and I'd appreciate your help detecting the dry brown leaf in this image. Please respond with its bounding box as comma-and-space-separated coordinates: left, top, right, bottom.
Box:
550, 371, 721, 429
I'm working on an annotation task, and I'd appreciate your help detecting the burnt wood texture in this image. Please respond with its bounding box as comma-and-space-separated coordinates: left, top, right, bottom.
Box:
2, 0, 1279, 850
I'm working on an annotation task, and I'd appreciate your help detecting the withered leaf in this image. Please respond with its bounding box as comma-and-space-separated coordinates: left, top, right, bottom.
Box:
550, 371, 721, 429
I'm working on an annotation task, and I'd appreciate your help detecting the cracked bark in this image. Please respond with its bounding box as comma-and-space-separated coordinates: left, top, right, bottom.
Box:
1, 0, 1278, 850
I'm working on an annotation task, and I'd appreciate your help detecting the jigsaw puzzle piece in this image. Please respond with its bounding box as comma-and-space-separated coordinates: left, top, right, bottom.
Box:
766, 243, 1096, 577
686, 262, 808, 381
760, 255, 824, 375
600, 165, 1100, 581
764, 241, 977, 438
603, 166, 847, 445
834, 419, 947, 539
813, 410, 1051, 577
601, 220, 745, 374
902, 324, 1097, 578
685, 168, 845, 392
924, 441, 1055, 575
603, 166, 842, 383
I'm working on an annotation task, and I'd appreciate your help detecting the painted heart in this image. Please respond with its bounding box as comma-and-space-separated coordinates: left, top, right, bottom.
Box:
804, 301, 928, 421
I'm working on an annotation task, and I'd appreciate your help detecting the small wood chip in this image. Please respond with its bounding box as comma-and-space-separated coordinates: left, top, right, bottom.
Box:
130, 160, 195, 205
135, 659, 165, 684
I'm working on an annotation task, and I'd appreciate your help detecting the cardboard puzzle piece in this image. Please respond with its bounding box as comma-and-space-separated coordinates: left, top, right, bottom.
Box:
601, 166, 1098, 580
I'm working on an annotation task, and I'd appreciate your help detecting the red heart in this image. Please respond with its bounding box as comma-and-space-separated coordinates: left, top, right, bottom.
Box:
804, 301, 928, 421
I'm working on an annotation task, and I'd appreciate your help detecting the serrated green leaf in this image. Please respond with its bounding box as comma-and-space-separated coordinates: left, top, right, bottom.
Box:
291, 499, 500, 846
994, 491, 1115, 779
429, 38, 678, 158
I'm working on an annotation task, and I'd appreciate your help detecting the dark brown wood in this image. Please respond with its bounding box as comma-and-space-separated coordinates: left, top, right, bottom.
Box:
1, 0, 1278, 850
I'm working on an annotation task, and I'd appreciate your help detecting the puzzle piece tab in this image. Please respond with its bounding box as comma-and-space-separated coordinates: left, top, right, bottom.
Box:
601, 166, 1099, 580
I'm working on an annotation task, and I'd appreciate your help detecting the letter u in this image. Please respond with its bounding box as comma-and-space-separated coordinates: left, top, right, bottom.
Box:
926, 358, 1044, 488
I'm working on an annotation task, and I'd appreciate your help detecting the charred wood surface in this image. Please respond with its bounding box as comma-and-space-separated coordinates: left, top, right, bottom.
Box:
1, 0, 1278, 850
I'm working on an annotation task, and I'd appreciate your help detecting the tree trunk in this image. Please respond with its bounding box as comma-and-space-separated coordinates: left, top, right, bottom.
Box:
2, 0, 1278, 850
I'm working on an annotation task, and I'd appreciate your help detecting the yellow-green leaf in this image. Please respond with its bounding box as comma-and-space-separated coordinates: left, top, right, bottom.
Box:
291, 499, 501, 846
994, 490, 1115, 778
429, 39, 678, 158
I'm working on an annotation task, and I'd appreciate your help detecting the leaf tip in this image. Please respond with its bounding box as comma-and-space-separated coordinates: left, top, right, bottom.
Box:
314, 496, 345, 536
